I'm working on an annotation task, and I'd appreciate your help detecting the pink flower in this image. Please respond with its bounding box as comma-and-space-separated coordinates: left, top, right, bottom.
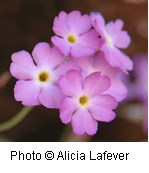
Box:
58, 70, 118, 135
134, 55, 148, 133
71, 52, 127, 101
90, 12, 133, 73
51, 10, 100, 58
134, 55, 148, 102
122, 54, 148, 134
123, 54, 148, 103
10, 42, 80, 108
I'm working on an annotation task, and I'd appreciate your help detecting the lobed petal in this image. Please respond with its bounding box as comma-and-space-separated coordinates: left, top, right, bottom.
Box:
39, 83, 63, 109
90, 12, 105, 35
83, 72, 111, 96
79, 29, 101, 50
60, 97, 78, 124
114, 19, 124, 30
94, 53, 127, 101
66, 70, 83, 93
94, 52, 118, 78
106, 77, 128, 101
54, 60, 81, 80
101, 45, 133, 73
32, 42, 64, 69
71, 43, 95, 58
67, 10, 92, 34
58, 70, 83, 97
14, 80, 40, 106
90, 106, 116, 122
71, 109, 98, 135
91, 94, 118, 109
51, 36, 70, 56
10, 50, 37, 80
106, 19, 131, 48
71, 56, 94, 77
113, 31, 131, 49
90, 94, 118, 122
52, 11, 69, 37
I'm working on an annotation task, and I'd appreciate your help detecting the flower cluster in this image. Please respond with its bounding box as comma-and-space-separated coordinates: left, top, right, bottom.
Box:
10, 10, 133, 135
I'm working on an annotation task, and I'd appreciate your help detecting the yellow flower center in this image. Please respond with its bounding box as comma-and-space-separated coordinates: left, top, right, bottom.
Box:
79, 95, 89, 107
38, 71, 50, 83
67, 35, 77, 43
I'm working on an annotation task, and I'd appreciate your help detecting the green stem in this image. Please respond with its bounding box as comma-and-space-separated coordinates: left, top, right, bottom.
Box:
0, 106, 33, 133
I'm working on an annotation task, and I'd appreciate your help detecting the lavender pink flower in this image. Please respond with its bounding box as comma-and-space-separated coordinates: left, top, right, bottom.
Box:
134, 55, 148, 102
58, 70, 118, 135
10, 42, 80, 108
52, 10, 100, 58
90, 12, 133, 73
9, 10, 134, 136
134, 55, 148, 133
122, 54, 148, 134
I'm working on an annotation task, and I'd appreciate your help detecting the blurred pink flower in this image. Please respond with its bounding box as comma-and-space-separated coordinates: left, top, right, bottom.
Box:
134, 55, 148, 102
90, 12, 133, 73
58, 70, 118, 135
134, 55, 148, 133
122, 54, 148, 134
10, 42, 80, 108
52, 10, 100, 58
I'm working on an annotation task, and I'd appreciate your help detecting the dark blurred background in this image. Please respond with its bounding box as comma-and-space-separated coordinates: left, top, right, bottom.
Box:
0, 0, 148, 142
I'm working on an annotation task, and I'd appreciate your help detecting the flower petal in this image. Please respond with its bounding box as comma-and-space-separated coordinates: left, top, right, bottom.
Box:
71, 43, 95, 58
90, 94, 118, 122
39, 84, 63, 109
60, 97, 78, 124
102, 45, 133, 73
90, 12, 105, 34
94, 52, 118, 78
83, 72, 111, 96
90, 107, 116, 122
106, 19, 131, 48
66, 70, 83, 93
114, 19, 124, 30
72, 109, 98, 135
91, 94, 118, 109
106, 77, 128, 101
10, 50, 37, 80
79, 29, 101, 49
53, 11, 69, 37
94, 53, 128, 101
32, 42, 64, 69
59, 70, 83, 97
54, 60, 81, 81
71, 56, 94, 77
14, 80, 40, 106
67, 11, 92, 34
51, 36, 70, 56
113, 30, 131, 49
